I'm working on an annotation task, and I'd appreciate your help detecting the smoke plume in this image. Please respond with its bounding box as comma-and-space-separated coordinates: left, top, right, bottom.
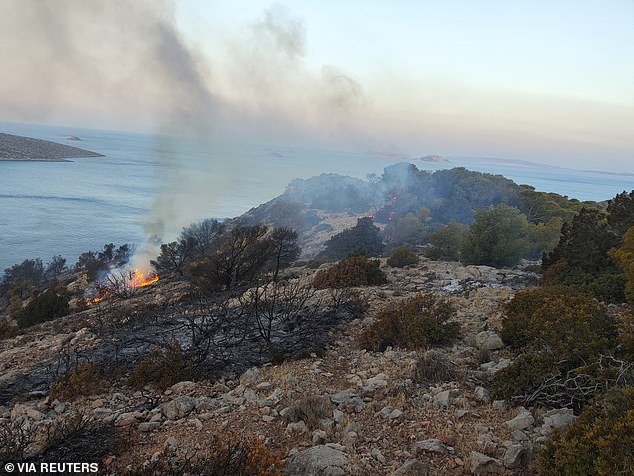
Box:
0, 1, 368, 266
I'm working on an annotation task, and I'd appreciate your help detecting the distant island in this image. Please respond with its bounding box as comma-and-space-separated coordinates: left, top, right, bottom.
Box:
0, 132, 104, 161
416, 154, 449, 163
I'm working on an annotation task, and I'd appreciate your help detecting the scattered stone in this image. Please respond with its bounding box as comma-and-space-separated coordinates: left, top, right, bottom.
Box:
161, 396, 195, 420
116, 411, 142, 427
505, 408, 534, 431
503, 442, 531, 469
191, 418, 203, 431
469, 451, 504, 475
541, 408, 576, 434
475, 331, 504, 350
492, 400, 508, 411
312, 429, 327, 446
413, 438, 454, 455
287, 445, 348, 476
138, 422, 161, 432
287, 421, 308, 434
392, 458, 430, 476
164, 436, 179, 455
240, 368, 260, 386
474, 386, 490, 402
371, 448, 386, 463
91, 399, 104, 409
169, 381, 196, 394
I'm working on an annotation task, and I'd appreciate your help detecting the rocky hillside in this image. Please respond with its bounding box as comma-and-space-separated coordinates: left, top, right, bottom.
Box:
0, 254, 572, 475
0, 132, 104, 161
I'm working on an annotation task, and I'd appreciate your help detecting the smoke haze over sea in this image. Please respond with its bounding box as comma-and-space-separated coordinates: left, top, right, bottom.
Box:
1, 121, 632, 271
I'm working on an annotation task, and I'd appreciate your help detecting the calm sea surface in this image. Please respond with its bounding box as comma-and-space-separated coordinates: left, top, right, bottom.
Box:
1, 122, 632, 271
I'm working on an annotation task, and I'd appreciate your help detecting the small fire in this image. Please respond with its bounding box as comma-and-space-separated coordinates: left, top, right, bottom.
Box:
84, 268, 159, 305
130, 268, 159, 287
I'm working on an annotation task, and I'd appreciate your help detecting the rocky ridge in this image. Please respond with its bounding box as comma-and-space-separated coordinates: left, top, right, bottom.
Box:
0, 257, 572, 475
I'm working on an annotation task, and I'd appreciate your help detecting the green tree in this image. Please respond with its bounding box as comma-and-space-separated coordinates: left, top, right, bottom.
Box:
151, 236, 198, 276
179, 218, 225, 257
462, 204, 531, 267
609, 226, 634, 304
323, 217, 383, 259
2, 258, 44, 298
607, 190, 634, 237
14, 288, 69, 328
542, 207, 624, 303
425, 221, 469, 261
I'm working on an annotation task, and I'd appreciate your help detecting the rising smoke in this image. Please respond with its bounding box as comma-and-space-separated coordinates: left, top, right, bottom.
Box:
0, 1, 368, 267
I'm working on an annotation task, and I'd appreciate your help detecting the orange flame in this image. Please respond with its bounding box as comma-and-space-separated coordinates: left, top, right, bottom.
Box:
130, 268, 159, 287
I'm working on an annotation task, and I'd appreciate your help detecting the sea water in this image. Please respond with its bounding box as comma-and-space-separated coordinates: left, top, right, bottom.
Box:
1, 122, 632, 271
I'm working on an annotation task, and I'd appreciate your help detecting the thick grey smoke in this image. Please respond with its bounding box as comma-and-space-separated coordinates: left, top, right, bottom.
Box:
0, 1, 368, 267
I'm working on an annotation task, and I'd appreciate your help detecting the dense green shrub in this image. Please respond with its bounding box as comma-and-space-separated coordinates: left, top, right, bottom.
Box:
491, 353, 558, 401
540, 387, 634, 476
500, 285, 618, 362
323, 217, 383, 259
387, 245, 419, 267
14, 287, 69, 328
359, 293, 459, 351
312, 255, 387, 289
425, 221, 469, 261
462, 204, 532, 268
127, 340, 192, 391
496, 286, 626, 409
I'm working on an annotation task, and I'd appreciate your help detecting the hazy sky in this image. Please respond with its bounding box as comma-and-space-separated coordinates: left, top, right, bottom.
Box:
1, 1, 632, 171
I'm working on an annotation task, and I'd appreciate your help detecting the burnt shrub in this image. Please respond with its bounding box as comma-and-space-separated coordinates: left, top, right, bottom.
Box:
116, 432, 283, 476
413, 349, 457, 383
312, 255, 387, 289
127, 340, 193, 391
0, 317, 17, 340
387, 245, 419, 268
14, 287, 69, 328
50, 361, 110, 401
284, 395, 333, 430
540, 387, 634, 476
359, 293, 459, 351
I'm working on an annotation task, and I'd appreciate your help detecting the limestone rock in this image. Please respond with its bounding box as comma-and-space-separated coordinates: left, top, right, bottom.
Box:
475, 331, 504, 351
287, 444, 348, 476
505, 408, 534, 431
392, 459, 430, 476
469, 451, 504, 475
161, 396, 195, 420
413, 438, 454, 455
503, 442, 531, 469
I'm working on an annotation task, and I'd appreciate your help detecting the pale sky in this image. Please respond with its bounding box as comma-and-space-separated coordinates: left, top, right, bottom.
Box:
0, 1, 632, 171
